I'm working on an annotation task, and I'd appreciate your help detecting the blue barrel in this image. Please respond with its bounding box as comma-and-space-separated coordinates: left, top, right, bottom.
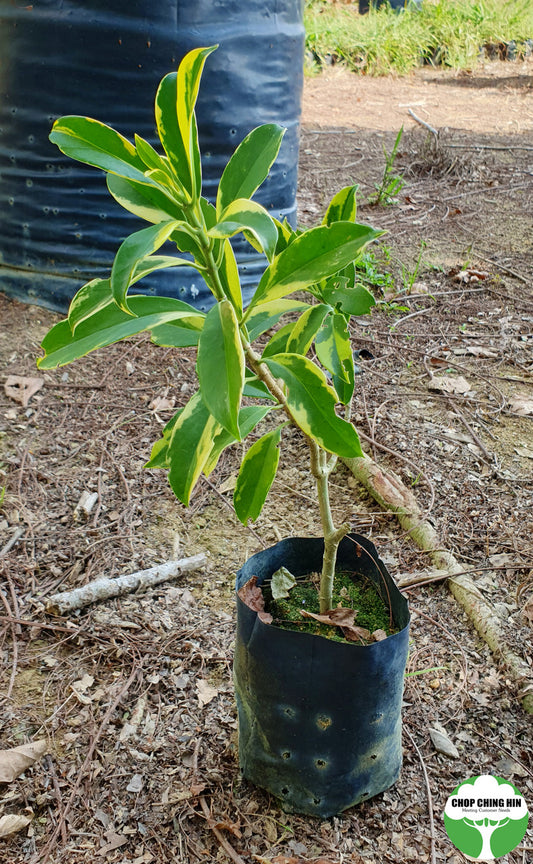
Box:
0, 1, 304, 312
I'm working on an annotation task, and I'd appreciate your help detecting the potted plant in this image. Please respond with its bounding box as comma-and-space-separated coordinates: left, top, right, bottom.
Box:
38, 46, 410, 818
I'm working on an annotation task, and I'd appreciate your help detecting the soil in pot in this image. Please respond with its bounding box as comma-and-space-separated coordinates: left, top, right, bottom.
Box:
262, 567, 398, 644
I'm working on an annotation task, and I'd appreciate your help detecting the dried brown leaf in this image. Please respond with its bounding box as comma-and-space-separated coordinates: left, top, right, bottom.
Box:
300, 607, 371, 642
372, 629, 388, 642
237, 576, 273, 624
4, 375, 44, 407
196, 679, 219, 707
97, 830, 128, 856
428, 374, 471, 395
509, 395, 533, 416
0, 739, 48, 783
0, 812, 33, 838
213, 819, 242, 839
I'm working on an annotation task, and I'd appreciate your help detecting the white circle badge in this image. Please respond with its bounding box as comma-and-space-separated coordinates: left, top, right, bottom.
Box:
444, 774, 529, 861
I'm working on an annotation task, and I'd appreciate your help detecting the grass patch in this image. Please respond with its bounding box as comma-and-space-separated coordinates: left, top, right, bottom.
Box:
305, 0, 533, 75
264, 569, 396, 642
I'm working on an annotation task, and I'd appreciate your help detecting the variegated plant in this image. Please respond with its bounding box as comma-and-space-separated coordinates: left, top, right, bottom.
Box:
38, 46, 383, 612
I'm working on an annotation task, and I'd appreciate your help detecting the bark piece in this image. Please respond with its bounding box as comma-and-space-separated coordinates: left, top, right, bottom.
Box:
45, 554, 207, 615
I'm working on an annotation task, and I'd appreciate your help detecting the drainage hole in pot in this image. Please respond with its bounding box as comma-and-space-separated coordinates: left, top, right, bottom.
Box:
370, 754, 377, 760
281, 787, 290, 796
315, 758, 327, 769
360, 791, 370, 799
281, 751, 291, 760
282, 706, 296, 718
313, 797, 321, 806
316, 714, 332, 730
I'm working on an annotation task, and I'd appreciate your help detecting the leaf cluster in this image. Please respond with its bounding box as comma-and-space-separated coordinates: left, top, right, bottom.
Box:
38, 46, 383, 527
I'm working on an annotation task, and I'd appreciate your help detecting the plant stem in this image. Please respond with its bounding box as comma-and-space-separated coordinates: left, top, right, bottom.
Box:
243, 342, 351, 612
309, 440, 350, 612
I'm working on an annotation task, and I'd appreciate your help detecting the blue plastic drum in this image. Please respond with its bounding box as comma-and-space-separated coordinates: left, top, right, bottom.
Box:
0, 1, 304, 311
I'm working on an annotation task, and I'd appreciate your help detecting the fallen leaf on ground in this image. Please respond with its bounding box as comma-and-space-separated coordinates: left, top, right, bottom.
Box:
97, 830, 128, 855
0, 740, 48, 783
428, 375, 471, 395
4, 375, 44, 407
453, 345, 498, 358
0, 812, 33, 838
196, 679, 219, 707
213, 819, 242, 838
429, 723, 459, 758
149, 394, 175, 412
126, 773, 143, 793
237, 576, 273, 624
300, 607, 371, 643
508, 395, 533, 416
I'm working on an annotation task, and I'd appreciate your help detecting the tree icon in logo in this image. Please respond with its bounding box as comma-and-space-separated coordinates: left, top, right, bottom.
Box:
444, 775, 529, 860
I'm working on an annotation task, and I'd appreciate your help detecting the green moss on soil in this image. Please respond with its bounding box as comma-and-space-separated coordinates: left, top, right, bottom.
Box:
263, 570, 396, 644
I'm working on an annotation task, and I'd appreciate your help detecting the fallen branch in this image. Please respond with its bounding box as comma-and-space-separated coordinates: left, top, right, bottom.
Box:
45, 554, 207, 615
343, 454, 533, 714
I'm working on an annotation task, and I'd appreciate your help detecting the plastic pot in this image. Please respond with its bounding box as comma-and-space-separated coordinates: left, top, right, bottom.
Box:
234, 534, 410, 819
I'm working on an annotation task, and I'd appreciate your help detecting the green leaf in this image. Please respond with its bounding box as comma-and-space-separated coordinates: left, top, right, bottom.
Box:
243, 370, 276, 401
245, 298, 311, 341
155, 72, 192, 196
166, 392, 221, 505
234, 427, 281, 523
145, 410, 183, 469
203, 404, 272, 476
134, 134, 169, 173
107, 174, 186, 224
286, 303, 330, 356
263, 353, 363, 457
217, 239, 243, 316
216, 123, 285, 216
150, 321, 203, 348
67, 278, 114, 334
38, 295, 203, 369
318, 262, 376, 318
323, 185, 358, 226
315, 312, 355, 405
49, 116, 148, 184
177, 45, 217, 198
261, 321, 294, 358
131, 254, 201, 284
197, 300, 244, 438
209, 199, 278, 263
110, 221, 181, 311
247, 222, 383, 312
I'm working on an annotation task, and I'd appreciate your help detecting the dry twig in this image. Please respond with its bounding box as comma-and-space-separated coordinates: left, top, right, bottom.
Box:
46, 554, 207, 614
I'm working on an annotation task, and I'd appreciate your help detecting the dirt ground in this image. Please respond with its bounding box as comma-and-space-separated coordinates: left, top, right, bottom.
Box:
1, 60, 532, 863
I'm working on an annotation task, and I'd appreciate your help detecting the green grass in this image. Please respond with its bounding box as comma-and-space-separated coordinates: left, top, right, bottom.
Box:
305, 0, 533, 75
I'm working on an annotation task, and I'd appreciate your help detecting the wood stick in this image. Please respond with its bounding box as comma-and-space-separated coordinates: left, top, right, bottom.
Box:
342, 454, 533, 714
45, 554, 207, 615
